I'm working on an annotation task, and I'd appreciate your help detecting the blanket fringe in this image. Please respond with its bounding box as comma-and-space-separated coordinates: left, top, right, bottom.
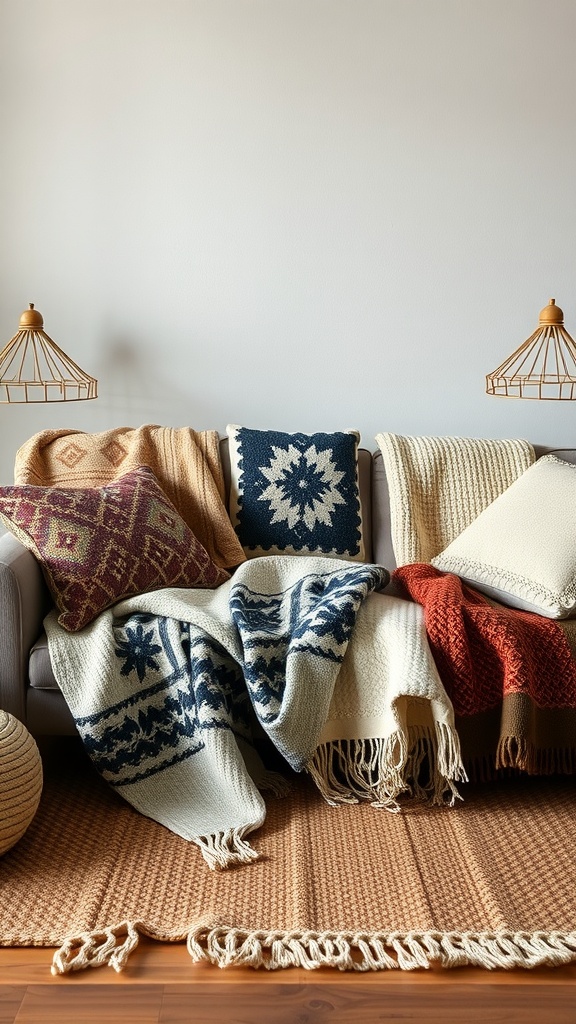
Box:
257, 768, 293, 798
51, 921, 140, 975
186, 923, 576, 972
195, 828, 261, 871
307, 724, 467, 812
496, 737, 576, 776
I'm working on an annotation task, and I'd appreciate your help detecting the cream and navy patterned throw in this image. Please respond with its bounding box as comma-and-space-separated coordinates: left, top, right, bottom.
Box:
227, 426, 364, 560
44, 555, 388, 869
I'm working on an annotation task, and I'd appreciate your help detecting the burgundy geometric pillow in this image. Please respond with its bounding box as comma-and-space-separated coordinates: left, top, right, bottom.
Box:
0, 465, 229, 631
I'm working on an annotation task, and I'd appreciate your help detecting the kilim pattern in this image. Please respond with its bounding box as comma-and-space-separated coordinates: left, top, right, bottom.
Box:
44, 556, 387, 866
0, 466, 228, 631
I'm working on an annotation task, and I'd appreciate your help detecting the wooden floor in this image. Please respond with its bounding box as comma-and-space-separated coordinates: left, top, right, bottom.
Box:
1, 939, 576, 1023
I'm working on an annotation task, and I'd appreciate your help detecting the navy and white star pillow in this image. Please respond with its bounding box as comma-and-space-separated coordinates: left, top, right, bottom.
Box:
226, 425, 365, 560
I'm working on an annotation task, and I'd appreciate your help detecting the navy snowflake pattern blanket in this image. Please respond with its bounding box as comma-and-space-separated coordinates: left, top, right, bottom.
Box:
45, 555, 387, 869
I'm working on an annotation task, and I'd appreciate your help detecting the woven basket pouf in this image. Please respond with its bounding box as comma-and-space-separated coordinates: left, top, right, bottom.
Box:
0, 711, 43, 856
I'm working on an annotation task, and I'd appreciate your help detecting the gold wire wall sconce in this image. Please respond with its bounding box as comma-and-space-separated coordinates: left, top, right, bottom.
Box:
0, 304, 98, 403
486, 298, 576, 400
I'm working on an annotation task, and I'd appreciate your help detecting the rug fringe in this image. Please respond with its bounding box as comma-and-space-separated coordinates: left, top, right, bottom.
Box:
195, 828, 261, 870
51, 921, 140, 975
51, 921, 576, 974
306, 725, 466, 811
186, 923, 576, 972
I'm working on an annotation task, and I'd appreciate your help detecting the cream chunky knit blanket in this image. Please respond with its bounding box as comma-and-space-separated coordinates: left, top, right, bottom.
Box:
308, 591, 466, 808
14, 425, 244, 570
375, 432, 535, 566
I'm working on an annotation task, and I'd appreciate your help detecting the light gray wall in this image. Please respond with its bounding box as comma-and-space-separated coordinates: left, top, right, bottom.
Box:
1, 0, 575, 483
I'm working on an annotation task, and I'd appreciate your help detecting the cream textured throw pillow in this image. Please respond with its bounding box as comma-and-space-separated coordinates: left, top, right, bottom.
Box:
432, 455, 576, 618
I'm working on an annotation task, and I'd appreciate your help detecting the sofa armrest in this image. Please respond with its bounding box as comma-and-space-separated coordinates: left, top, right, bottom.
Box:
0, 533, 51, 723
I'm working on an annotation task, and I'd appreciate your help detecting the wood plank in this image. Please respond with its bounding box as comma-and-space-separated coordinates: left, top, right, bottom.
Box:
14, 985, 163, 1023
2, 941, 576, 1023
158, 984, 576, 1024
0, 987, 25, 1024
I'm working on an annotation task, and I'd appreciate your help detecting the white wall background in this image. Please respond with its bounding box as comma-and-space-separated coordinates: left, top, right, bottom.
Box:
1, 0, 575, 484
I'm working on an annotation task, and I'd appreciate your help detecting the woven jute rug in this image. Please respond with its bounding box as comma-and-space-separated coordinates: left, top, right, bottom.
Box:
2, 741, 576, 975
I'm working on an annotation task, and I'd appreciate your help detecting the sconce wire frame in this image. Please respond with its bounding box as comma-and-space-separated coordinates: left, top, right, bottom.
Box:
486, 299, 576, 401
0, 305, 98, 404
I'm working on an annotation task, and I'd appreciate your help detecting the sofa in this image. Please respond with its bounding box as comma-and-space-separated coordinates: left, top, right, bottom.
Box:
0, 437, 374, 737
1, 428, 576, 771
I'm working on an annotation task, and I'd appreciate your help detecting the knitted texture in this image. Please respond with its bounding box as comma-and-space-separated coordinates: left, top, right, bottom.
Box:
14, 425, 245, 570
3, 747, 576, 974
44, 555, 386, 868
393, 563, 576, 772
375, 433, 534, 565
308, 591, 466, 809
227, 425, 364, 560
0, 466, 229, 631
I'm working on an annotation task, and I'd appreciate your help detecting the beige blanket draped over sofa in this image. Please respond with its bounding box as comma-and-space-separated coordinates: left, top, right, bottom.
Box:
14, 425, 245, 571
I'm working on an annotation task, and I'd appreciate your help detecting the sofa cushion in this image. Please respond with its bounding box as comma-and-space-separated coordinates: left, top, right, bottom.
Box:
431, 454, 576, 618
0, 465, 229, 631
226, 425, 365, 560
29, 633, 57, 689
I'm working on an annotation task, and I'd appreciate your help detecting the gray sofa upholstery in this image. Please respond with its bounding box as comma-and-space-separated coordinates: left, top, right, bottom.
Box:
1, 439, 574, 737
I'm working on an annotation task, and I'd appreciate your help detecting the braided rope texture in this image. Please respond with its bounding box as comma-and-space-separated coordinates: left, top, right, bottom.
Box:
0, 712, 43, 856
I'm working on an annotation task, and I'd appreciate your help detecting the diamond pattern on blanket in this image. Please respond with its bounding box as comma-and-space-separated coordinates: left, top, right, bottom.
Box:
56, 442, 88, 468
100, 439, 128, 467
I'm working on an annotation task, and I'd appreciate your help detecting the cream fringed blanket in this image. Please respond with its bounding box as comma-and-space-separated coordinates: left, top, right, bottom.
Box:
45, 554, 464, 871
45, 556, 389, 870
375, 432, 535, 565
308, 591, 466, 809
14, 425, 245, 570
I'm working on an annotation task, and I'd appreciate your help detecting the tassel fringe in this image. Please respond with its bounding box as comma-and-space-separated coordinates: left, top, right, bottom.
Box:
496, 737, 576, 776
52, 921, 140, 974
50, 920, 576, 974
195, 827, 260, 870
186, 923, 576, 972
462, 742, 576, 782
307, 725, 467, 811
257, 769, 293, 798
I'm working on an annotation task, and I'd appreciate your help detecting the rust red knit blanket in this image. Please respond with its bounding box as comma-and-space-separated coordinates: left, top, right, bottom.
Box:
392, 564, 576, 774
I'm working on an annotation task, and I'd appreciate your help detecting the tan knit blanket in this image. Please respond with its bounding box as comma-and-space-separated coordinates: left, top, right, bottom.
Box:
14, 425, 245, 570
375, 432, 535, 565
